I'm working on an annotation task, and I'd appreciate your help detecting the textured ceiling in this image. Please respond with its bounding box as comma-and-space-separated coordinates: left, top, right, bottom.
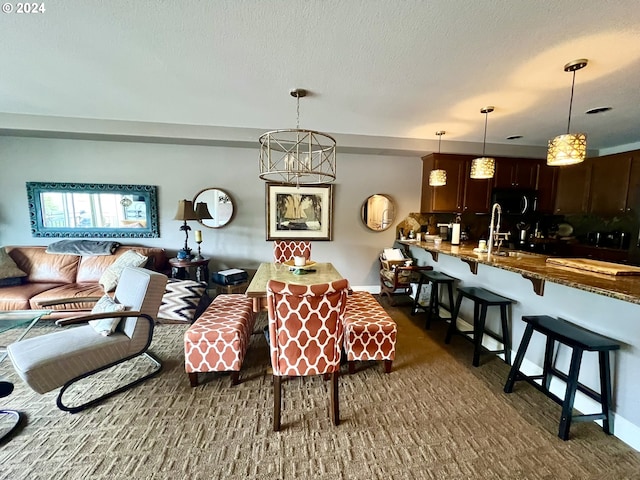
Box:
1, 0, 640, 155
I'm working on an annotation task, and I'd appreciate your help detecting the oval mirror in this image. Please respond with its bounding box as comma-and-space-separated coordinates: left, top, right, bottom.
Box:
361, 194, 395, 232
193, 188, 235, 228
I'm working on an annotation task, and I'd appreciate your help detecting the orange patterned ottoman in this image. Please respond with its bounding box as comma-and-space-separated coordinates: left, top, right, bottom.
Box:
344, 291, 397, 374
184, 294, 255, 387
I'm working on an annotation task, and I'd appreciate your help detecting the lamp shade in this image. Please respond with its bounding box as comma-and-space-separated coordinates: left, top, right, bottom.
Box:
194, 202, 213, 220
429, 169, 447, 186
547, 133, 587, 166
470, 106, 495, 179
470, 157, 495, 179
174, 199, 198, 221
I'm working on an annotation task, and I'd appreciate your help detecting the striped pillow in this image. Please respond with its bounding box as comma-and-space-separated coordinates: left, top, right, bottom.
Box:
158, 279, 207, 323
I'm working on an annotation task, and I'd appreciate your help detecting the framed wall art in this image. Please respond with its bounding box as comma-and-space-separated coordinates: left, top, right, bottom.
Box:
266, 183, 334, 241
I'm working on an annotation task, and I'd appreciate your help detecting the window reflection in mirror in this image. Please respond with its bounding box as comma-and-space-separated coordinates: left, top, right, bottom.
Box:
193, 188, 235, 228
361, 194, 395, 232
27, 182, 159, 238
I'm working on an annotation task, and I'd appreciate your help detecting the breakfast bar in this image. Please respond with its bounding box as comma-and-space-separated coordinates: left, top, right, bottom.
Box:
401, 240, 640, 449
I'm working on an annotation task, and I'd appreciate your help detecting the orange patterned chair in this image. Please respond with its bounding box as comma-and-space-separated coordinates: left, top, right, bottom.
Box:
267, 278, 349, 431
273, 240, 311, 263
184, 294, 255, 387
344, 291, 397, 374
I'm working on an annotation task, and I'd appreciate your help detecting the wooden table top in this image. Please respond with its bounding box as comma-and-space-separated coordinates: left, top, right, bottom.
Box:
245, 262, 344, 298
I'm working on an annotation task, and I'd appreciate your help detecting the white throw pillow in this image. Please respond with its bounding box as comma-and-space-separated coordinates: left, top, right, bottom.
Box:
99, 250, 148, 292
89, 295, 126, 336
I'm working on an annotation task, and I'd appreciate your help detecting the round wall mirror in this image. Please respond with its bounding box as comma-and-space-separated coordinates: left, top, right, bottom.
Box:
361, 194, 396, 232
193, 188, 235, 228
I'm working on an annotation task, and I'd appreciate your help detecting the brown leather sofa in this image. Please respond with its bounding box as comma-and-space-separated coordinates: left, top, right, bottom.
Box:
1, 245, 167, 317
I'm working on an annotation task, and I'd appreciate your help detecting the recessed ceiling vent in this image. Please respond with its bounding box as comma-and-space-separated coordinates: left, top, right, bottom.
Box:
585, 106, 612, 115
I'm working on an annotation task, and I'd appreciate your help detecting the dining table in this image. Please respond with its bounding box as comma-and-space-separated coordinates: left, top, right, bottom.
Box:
245, 262, 344, 312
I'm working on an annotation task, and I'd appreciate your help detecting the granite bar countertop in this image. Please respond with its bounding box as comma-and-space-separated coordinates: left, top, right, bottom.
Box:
399, 240, 640, 305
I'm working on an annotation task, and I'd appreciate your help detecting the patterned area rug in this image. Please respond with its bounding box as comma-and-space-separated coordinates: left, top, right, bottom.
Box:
1, 299, 640, 479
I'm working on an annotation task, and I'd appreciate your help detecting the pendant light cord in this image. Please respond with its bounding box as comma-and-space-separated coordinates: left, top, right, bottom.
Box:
567, 70, 576, 133
482, 111, 488, 156
296, 94, 300, 129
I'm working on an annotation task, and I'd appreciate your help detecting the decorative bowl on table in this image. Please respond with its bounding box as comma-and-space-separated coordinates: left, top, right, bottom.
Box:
283, 259, 317, 270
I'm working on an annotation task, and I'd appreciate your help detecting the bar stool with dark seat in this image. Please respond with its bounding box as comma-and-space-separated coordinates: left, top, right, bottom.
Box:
504, 315, 620, 440
444, 286, 513, 367
412, 271, 457, 329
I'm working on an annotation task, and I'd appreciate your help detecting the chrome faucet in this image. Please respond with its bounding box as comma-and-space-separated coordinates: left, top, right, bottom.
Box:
487, 202, 509, 258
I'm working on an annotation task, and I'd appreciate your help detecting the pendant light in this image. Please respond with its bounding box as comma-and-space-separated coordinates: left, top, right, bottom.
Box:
547, 59, 588, 166
428, 131, 447, 186
259, 88, 337, 185
470, 106, 495, 179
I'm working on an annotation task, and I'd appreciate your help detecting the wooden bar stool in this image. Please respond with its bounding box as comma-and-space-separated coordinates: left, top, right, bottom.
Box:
504, 315, 620, 440
412, 271, 456, 329
444, 286, 513, 367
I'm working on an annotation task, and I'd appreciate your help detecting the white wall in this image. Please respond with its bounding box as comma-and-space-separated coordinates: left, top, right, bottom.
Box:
0, 135, 422, 287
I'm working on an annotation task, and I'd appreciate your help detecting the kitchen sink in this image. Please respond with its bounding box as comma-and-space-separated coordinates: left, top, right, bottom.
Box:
494, 250, 540, 259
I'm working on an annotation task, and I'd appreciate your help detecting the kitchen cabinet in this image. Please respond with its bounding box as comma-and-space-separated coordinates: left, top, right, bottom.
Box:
493, 158, 539, 189
494, 157, 557, 214
421, 153, 466, 212
626, 154, 640, 212
536, 163, 558, 214
553, 150, 639, 215
588, 152, 633, 214
463, 163, 491, 212
554, 161, 591, 214
421, 153, 491, 213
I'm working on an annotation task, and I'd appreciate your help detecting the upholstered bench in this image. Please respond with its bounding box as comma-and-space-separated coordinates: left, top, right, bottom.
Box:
184, 294, 255, 387
344, 291, 397, 374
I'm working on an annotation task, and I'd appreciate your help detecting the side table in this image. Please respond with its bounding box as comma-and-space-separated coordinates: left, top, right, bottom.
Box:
169, 257, 210, 283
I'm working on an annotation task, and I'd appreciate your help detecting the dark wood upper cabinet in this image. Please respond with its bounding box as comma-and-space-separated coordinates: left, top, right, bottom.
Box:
423, 149, 640, 216
588, 152, 633, 214
536, 163, 558, 214
494, 158, 539, 190
626, 154, 640, 212
421, 153, 466, 212
554, 161, 591, 214
463, 164, 491, 213
421, 153, 490, 213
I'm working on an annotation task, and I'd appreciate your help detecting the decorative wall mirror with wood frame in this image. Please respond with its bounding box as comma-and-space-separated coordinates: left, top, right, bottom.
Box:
193, 187, 235, 228
26, 182, 160, 238
361, 194, 396, 232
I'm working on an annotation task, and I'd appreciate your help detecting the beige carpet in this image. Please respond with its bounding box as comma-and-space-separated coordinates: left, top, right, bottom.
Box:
2, 298, 640, 480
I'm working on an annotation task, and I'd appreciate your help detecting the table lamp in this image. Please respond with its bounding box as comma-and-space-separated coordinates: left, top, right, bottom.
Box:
174, 199, 199, 259
193, 202, 213, 259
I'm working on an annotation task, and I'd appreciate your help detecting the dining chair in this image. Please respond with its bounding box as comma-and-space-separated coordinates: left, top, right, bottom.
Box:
273, 240, 311, 263
266, 278, 349, 431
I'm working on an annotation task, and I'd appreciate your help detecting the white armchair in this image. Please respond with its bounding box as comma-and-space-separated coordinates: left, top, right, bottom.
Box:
7, 267, 167, 413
